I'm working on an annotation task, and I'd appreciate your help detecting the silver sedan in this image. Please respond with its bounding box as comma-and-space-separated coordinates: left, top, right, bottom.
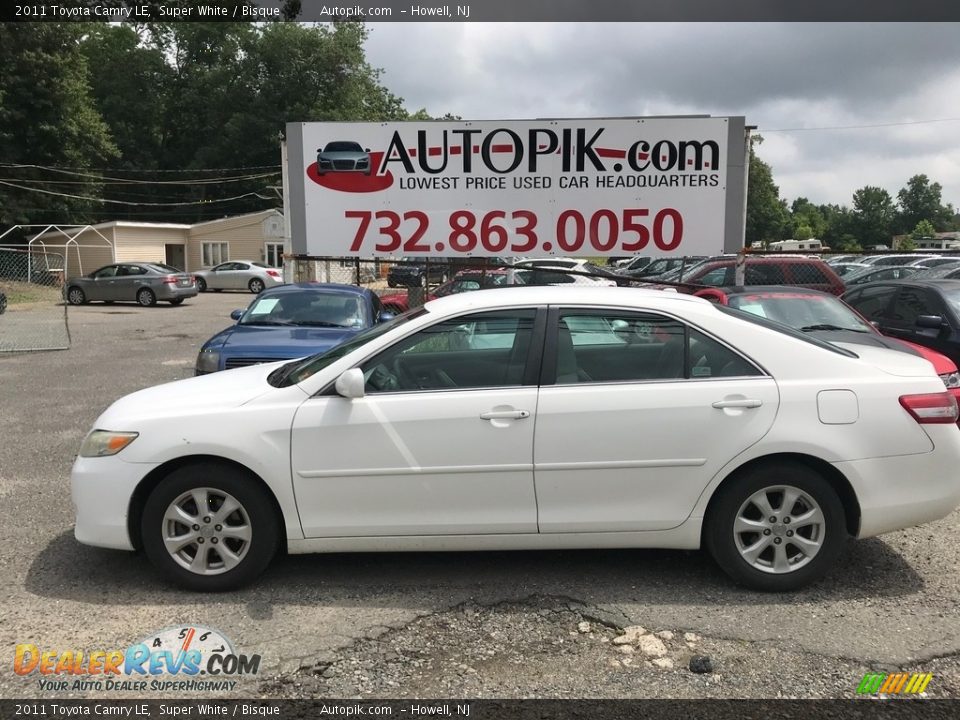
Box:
194, 261, 284, 294
64, 263, 197, 307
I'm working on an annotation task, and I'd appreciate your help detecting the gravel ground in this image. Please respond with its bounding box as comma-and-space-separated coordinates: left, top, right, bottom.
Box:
262, 597, 960, 699
1, 291, 959, 703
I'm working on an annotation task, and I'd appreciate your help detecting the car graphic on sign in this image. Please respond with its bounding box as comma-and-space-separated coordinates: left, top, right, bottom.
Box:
316, 141, 372, 175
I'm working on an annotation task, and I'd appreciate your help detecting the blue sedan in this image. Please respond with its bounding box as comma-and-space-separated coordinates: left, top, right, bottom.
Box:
196, 284, 393, 374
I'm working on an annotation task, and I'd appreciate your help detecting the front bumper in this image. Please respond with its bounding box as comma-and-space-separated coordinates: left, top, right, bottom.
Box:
71, 454, 159, 551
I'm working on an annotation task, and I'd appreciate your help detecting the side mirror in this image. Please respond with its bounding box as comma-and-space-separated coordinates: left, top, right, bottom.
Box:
364, 147, 371, 153
916, 314, 946, 329
378, 311, 395, 323
334, 368, 365, 399
230, 309, 244, 321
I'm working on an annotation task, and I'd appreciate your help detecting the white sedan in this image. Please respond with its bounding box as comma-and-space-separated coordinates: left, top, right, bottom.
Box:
193, 260, 283, 294
71, 287, 960, 592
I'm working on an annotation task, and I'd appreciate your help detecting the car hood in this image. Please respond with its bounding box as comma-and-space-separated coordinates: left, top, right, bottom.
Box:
95, 362, 303, 428
208, 324, 360, 356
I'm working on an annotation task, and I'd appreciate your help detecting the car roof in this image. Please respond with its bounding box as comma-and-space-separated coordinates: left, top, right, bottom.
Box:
261, 283, 368, 297
845, 278, 960, 291
423, 285, 710, 313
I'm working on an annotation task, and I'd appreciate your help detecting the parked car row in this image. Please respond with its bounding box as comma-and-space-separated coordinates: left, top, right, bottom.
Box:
62, 260, 283, 307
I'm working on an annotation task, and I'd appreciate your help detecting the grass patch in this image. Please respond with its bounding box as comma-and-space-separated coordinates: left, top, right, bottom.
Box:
0, 281, 63, 306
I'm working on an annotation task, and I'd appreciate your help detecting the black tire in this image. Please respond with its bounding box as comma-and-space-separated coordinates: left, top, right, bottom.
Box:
136, 288, 156, 307
704, 461, 846, 592
196, 277, 207, 293
141, 463, 280, 592
66, 287, 86, 305
169, 298, 184, 305
249, 278, 265, 294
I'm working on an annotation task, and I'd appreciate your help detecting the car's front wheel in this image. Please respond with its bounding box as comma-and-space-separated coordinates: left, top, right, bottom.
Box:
66, 287, 86, 305
249, 278, 265, 294
141, 463, 280, 592
196, 277, 207, 292
169, 298, 184, 305
705, 461, 846, 592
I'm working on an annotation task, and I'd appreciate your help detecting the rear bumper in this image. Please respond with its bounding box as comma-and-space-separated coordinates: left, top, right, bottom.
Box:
155, 284, 198, 300
837, 425, 960, 538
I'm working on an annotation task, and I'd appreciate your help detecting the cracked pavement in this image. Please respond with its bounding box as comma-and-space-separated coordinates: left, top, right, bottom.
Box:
1, 292, 959, 699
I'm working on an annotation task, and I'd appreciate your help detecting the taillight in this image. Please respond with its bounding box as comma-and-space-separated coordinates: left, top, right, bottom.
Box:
899, 392, 959, 424
266, 270, 281, 278
161, 275, 178, 284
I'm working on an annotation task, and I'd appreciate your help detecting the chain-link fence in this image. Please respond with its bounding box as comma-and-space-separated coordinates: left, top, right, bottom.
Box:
0, 247, 71, 352
278, 247, 960, 314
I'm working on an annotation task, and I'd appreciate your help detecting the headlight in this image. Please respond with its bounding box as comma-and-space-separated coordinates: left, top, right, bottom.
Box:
940, 371, 960, 389
196, 348, 221, 374
79, 430, 138, 458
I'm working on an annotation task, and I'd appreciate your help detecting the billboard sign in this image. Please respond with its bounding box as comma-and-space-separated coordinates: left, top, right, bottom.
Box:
286, 117, 747, 258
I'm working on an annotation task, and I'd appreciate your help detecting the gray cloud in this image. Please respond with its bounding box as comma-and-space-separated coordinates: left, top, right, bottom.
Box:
365, 23, 960, 208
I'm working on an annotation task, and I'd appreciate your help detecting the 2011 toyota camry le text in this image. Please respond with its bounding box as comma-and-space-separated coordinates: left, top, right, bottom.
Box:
71, 287, 960, 592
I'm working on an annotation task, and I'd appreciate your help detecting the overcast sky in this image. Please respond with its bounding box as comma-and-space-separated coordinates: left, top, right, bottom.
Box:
364, 22, 960, 211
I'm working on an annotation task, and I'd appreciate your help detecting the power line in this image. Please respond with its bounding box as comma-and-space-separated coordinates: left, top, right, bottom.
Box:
0, 180, 276, 207
0, 162, 282, 174
764, 117, 960, 132
0, 166, 280, 185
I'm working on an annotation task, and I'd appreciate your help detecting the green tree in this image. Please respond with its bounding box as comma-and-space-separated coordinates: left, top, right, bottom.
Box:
789, 197, 826, 240
895, 175, 955, 234
907, 219, 938, 250
0, 24, 117, 226
745, 136, 788, 247
851, 186, 896, 248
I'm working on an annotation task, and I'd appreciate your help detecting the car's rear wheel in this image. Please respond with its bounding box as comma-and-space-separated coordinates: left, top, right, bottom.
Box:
66, 287, 86, 305
169, 298, 184, 305
196, 277, 207, 292
705, 461, 846, 592
136, 288, 156, 307
249, 278, 265, 294
141, 463, 280, 592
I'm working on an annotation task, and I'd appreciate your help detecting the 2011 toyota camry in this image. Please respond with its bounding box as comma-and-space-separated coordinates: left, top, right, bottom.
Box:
71, 287, 960, 592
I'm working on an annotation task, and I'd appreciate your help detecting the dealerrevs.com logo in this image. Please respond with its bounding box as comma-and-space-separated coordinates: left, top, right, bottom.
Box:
14, 625, 260, 693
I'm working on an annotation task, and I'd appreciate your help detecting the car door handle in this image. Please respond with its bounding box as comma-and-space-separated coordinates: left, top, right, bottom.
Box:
480, 410, 530, 420
712, 398, 762, 409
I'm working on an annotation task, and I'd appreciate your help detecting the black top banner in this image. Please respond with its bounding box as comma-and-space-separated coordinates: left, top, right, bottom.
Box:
3, 0, 960, 22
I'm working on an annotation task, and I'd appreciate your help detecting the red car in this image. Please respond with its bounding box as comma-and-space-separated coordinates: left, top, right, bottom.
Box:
660, 257, 846, 296
694, 286, 960, 408
379, 269, 510, 314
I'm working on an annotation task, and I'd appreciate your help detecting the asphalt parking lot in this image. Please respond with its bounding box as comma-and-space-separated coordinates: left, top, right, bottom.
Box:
1, 291, 960, 700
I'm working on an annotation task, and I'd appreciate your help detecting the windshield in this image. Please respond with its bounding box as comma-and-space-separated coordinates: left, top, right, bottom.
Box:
240, 290, 368, 328
727, 292, 874, 333
324, 141, 363, 152
938, 287, 960, 318
278, 308, 426, 386
656, 258, 710, 281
